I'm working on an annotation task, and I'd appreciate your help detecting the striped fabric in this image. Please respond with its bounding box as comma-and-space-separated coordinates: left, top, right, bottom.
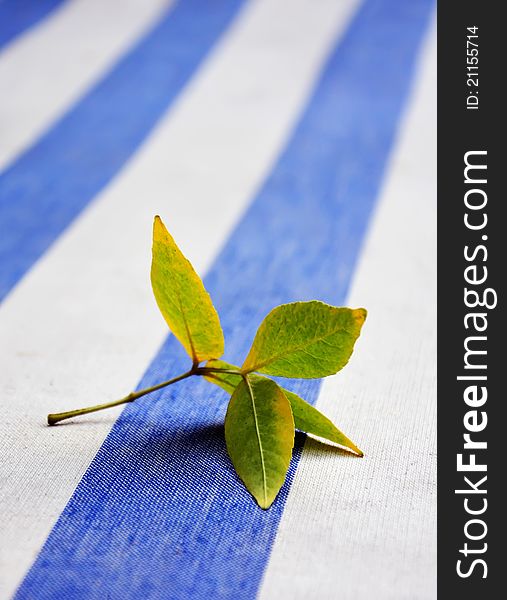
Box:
0, 1, 436, 598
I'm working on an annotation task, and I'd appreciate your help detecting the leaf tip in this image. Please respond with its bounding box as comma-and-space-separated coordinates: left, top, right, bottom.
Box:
353, 308, 368, 323
344, 438, 364, 457
257, 497, 274, 510
153, 214, 166, 238
254, 486, 277, 509
353, 308, 367, 324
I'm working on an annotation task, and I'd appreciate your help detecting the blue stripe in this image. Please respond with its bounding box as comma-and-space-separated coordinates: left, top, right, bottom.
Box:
0, 0, 244, 303
0, 0, 65, 50
15, 0, 434, 598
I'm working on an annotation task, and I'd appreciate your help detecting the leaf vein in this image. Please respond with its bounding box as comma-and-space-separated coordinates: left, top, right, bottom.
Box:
244, 376, 268, 507
246, 326, 353, 372
176, 289, 197, 363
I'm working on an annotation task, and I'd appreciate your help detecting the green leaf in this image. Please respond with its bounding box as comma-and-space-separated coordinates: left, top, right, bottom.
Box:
285, 391, 363, 456
242, 301, 366, 378
225, 376, 294, 509
150, 216, 224, 363
202, 360, 244, 393
206, 360, 363, 456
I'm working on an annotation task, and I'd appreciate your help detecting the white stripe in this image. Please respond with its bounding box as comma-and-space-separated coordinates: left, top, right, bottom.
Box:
0, 0, 360, 596
260, 17, 437, 600
0, 0, 172, 172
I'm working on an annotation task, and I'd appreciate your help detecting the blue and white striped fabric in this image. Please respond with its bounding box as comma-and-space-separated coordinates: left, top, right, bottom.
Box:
0, 1, 436, 598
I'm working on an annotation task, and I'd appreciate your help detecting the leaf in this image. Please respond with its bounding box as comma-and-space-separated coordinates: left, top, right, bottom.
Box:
206, 360, 363, 456
225, 376, 294, 509
242, 301, 366, 378
150, 216, 224, 363
285, 392, 363, 456
202, 360, 242, 393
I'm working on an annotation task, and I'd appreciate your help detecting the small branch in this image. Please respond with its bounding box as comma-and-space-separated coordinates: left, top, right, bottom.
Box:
47, 369, 195, 426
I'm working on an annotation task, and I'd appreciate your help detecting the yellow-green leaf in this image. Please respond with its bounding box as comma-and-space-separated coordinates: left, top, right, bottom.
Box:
225, 376, 294, 509
203, 360, 243, 393
284, 392, 363, 456
206, 360, 363, 456
150, 216, 224, 363
242, 301, 366, 378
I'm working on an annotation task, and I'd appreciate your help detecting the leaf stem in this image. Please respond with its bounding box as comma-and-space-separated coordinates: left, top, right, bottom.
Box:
196, 366, 243, 376
47, 369, 195, 426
